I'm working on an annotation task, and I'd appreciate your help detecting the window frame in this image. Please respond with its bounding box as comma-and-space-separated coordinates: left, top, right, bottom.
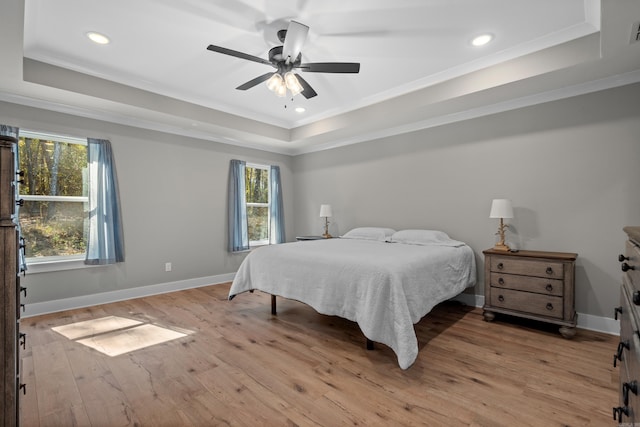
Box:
18, 129, 89, 269
245, 162, 270, 247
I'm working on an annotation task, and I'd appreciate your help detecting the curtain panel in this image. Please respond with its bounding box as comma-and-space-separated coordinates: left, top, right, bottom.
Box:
269, 165, 285, 244
228, 159, 249, 252
85, 138, 125, 265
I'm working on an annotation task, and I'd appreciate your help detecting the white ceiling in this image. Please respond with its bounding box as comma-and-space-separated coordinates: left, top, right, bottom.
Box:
1, 1, 639, 154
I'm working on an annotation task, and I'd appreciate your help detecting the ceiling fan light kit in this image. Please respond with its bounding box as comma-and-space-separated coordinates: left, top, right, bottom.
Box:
284, 72, 303, 96
266, 73, 284, 95
206, 20, 360, 100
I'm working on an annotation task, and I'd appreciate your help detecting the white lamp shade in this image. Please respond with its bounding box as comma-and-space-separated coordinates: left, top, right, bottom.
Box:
319, 204, 333, 218
489, 199, 513, 219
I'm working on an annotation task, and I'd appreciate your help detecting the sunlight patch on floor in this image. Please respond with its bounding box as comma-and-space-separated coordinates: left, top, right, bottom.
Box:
52, 316, 143, 340
52, 316, 190, 356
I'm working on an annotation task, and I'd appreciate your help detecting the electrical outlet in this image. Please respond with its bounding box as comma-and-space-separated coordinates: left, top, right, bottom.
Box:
631, 21, 640, 44
165, 262, 172, 272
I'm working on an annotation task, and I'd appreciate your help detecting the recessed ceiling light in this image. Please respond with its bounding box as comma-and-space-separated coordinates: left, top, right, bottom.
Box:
295, 107, 306, 113
471, 33, 493, 47
86, 31, 110, 45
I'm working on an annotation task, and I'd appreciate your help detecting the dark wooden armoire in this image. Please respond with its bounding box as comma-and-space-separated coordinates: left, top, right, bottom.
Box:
1, 133, 26, 426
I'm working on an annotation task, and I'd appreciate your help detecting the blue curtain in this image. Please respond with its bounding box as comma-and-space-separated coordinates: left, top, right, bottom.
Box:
85, 138, 125, 265
0, 124, 26, 273
269, 165, 285, 244
228, 159, 249, 252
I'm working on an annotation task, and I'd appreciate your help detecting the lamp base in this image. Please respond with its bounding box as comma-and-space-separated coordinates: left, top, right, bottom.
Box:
322, 233, 332, 239
493, 242, 511, 251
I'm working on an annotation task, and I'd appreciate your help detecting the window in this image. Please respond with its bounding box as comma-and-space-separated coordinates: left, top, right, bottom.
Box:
228, 159, 284, 252
245, 163, 270, 245
18, 130, 88, 262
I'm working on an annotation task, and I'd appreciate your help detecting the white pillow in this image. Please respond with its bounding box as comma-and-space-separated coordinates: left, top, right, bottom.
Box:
390, 229, 465, 247
340, 227, 396, 242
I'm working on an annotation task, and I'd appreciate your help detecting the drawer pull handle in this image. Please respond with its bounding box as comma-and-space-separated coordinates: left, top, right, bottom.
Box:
545, 284, 553, 292
545, 267, 553, 275
623, 381, 638, 406
615, 306, 623, 320
546, 303, 553, 311
634, 291, 640, 306
498, 295, 504, 302
614, 340, 630, 367
614, 406, 629, 421
497, 263, 504, 270
619, 254, 630, 262
622, 263, 635, 272
498, 278, 504, 285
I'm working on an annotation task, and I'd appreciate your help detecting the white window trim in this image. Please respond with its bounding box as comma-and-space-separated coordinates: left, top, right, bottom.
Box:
26, 256, 96, 274
20, 130, 87, 146
21, 195, 88, 203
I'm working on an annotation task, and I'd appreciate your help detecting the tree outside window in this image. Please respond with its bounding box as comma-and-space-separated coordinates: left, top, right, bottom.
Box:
18, 131, 88, 260
245, 164, 269, 245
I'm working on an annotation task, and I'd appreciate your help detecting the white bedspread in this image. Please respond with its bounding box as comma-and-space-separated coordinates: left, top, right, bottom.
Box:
229, 238, 476, 369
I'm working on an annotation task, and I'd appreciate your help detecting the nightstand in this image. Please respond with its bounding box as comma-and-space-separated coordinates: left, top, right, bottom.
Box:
482, 248, 577, 338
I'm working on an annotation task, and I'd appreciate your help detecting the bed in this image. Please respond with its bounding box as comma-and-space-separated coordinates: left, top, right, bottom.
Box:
228, 228, 477, 369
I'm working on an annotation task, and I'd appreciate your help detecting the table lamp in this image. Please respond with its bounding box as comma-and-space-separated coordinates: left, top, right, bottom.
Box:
319, 204, 332, 238
489, 199, 513, 251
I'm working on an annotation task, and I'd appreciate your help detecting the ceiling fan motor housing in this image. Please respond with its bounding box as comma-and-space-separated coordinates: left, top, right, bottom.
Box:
269, 45, 301, 69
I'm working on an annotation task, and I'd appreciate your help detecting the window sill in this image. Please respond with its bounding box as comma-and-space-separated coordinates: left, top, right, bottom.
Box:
26, 257, 98, 274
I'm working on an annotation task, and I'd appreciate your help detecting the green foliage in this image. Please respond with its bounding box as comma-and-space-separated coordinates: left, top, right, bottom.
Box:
245, 166, 269, 242
245, 167, 268, 203
18, 137, 88, 258
20, 201, 86, 257
247, 206, 268, 242
19, 138, 87, 196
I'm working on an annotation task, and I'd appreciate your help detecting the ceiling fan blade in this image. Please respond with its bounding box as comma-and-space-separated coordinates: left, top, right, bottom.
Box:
236, 72, 275, 91
207, 44, 272, 66
294, 74, 317, 99
297, 62, 360, 73
282, 21, 309, 63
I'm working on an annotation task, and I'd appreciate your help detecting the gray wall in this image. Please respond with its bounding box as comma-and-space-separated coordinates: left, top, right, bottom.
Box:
3, 82, 640, 320
292, 83, 640, 318
0, 102, 294, 304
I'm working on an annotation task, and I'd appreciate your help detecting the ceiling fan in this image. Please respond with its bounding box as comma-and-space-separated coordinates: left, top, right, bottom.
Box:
206, 20, 360, 99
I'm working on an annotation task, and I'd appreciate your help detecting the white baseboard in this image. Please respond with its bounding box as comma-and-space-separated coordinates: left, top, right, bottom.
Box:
23, 273, 235, 318
452, 293, 618, 336
24, 276, 619, 336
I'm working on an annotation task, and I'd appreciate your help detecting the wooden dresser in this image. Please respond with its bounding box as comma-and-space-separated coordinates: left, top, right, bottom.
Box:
613, 226, 640, 424
1, 134, 26, 426
482, 248, 577, 338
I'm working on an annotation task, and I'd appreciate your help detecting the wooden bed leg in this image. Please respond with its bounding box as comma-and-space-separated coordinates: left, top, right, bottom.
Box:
366, 338, 374, 351
271, 294, 277, 315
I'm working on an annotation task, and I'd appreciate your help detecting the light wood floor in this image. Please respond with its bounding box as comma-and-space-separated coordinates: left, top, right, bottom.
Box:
20, 283, 618, 426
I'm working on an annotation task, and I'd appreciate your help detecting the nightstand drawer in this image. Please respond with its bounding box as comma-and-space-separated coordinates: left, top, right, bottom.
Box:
490, 256, 564, 279
490, 288, 563, 319
489, 273, 564, 296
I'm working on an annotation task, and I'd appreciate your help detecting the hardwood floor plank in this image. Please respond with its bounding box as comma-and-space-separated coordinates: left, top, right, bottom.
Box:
31, 340, 91, 425
20, 283, 618, 426
19, 352, 40, 427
